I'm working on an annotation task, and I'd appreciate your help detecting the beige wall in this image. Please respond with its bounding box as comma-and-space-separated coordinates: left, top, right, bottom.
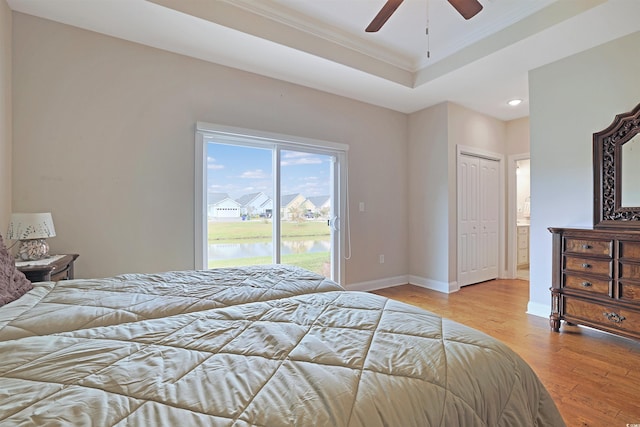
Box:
448, 103, 507, 155
506, 117, 530, 156
0, 0, 11, 231
408, 102, 508, 290
528, 30, 640, 314
448, 103, 507, 283
12, 13, 408, 283
408, 103, 449, 287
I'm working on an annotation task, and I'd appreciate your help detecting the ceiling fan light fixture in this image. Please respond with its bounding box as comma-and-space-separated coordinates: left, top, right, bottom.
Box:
508, 99, 523, 107
366, 0, 482, 33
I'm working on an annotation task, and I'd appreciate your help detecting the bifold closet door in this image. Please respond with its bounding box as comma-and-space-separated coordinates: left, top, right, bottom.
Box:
458, 154, 499, 286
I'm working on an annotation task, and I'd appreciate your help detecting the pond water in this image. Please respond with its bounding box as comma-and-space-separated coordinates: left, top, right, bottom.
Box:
208, 239, 330, 261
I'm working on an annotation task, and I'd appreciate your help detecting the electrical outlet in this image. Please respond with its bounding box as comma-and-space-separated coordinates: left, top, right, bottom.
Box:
379, 254, 384, 264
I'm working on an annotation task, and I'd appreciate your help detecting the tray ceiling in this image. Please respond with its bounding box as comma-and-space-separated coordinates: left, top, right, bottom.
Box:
7, 0, 640, 120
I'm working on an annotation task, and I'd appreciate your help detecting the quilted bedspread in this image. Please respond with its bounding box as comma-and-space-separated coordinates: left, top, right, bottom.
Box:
0, 265, 564, 426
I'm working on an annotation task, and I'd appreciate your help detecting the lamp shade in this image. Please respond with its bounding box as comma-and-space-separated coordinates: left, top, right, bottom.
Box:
7, 213, 56, 240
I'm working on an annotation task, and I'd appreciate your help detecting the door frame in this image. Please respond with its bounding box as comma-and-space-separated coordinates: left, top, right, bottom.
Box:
194, 122, 349, 285
507, 152, 530, 279
456, 145, 505, 285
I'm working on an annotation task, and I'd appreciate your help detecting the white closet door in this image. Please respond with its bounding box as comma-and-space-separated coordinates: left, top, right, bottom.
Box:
478, 158, 499, 280
458, 155, 480, 286
458, 154, 499, 287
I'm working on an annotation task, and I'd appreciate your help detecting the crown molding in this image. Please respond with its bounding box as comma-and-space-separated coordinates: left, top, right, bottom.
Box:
224, 0, 417, 72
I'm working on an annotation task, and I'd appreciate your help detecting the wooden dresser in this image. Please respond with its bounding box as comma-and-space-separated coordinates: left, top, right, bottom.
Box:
549, 227, 640, 340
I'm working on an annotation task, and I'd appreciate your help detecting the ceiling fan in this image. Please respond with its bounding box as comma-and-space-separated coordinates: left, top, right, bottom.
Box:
366, 0, 483, 32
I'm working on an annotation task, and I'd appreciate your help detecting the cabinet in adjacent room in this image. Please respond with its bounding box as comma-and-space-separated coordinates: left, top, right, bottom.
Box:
517, 225, 529, 268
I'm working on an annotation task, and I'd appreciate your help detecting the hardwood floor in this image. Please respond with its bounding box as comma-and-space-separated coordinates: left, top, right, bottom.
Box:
372, 279, 640, 427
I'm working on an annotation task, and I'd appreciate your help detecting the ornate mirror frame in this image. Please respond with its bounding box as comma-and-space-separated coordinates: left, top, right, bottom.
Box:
594, 102, 640, 229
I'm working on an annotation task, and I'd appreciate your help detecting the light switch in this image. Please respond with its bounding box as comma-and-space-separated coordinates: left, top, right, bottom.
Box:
359, 202, 365, 212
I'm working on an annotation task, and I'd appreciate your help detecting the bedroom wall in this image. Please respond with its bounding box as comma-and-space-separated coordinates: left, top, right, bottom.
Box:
408, 103, 449, 289
528, 30, 640, 315
0, 0, 11, 231
506, 118, 529, 156
447, 103, 508, 282
407, 101, 507, 291
11, 13, 409, 284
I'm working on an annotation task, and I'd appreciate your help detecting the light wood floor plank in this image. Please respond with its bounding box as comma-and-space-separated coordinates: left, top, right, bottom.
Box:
372, 279, 640, 427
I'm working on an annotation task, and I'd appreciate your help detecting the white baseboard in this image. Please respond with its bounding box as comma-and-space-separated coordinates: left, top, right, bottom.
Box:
409, 275, 459, 294
345, 275, 409, 292
346, 275, 459, 294
526, 301, 550, 318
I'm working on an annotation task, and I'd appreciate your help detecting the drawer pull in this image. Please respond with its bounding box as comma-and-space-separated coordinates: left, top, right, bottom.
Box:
581, 263, 591, 268
581, 244, 592, 249
580, 281, 592, 288
603, 312, 626, 324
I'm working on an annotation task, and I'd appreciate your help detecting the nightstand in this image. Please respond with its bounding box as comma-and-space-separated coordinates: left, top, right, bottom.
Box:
16, 254, 79, 282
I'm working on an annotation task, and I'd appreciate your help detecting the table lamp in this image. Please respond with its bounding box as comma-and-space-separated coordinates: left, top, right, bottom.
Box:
6, 213, 56, 261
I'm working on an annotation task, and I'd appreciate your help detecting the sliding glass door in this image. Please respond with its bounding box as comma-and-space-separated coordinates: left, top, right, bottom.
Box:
206, 143, 274, 267
195, 124, 347, 283
279, 149, 333, 276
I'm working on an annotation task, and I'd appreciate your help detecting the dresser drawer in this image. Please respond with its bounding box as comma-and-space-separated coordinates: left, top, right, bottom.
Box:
619, 281, 640, 303
563, 274, 610, 296
564, 238, 612, 258
619, 261, 640, 281
619, 240, 640, 260
564, 256, 612, 277
565, 297, 640, 334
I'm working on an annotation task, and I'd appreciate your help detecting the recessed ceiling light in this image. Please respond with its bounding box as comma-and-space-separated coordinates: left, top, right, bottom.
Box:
508, 99, 523, 106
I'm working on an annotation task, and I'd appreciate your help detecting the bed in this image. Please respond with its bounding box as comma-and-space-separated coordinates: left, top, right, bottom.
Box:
0, 256, 565, 425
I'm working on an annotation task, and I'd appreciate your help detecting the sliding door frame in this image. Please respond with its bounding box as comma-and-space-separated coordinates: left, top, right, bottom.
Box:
195, 122, 348, 285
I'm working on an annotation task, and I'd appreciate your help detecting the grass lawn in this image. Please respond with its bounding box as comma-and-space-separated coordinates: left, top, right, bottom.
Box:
208, 220, 331, 275
209, 251, 330, 274
208, 220, 329, 243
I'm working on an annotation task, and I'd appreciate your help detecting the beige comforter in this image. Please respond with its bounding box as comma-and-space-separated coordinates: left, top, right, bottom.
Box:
0, 265, 564, 426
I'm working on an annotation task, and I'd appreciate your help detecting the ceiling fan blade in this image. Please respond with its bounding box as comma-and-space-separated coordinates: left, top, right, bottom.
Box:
365, 0, 404, 32
447, 0, 483, 20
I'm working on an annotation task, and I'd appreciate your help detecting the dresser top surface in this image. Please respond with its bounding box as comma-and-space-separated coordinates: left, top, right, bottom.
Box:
549, 227, 640, 238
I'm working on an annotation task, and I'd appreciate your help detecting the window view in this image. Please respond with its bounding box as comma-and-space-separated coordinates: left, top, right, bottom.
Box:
206, 143, 274, 267
205, 142, 332, 276
279, 149, 332, 276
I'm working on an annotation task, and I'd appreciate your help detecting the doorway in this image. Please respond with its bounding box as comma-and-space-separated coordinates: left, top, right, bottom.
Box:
515, 159, 530, 280
457, 149, 502, 287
